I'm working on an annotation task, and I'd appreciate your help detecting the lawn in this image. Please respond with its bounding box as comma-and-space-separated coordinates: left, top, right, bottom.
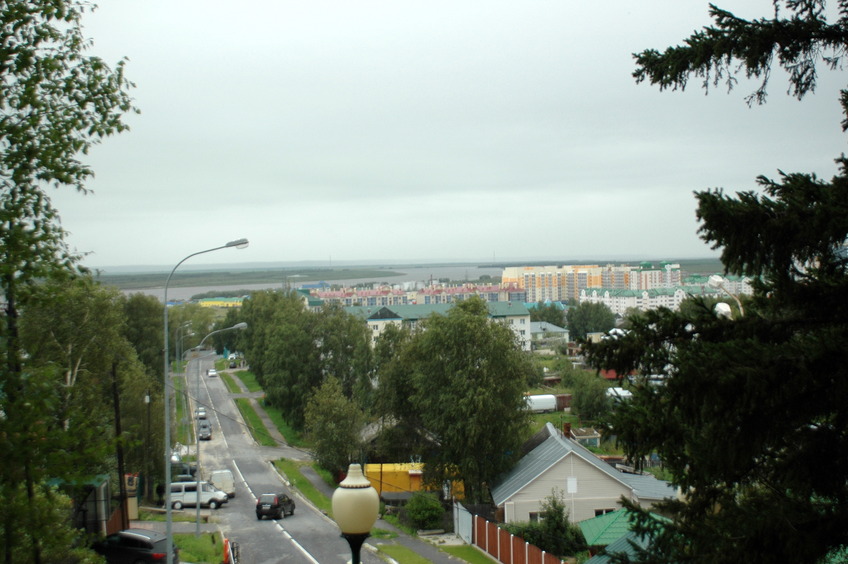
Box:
174, 532, 223, 563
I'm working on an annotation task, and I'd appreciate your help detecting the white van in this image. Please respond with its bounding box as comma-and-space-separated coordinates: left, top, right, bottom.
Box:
209, 469, 235, 498
169, 481, 228, 510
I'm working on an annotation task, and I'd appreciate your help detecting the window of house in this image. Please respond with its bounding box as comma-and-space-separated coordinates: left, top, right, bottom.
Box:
594, 508, 616, 517
528, 512, 540, 523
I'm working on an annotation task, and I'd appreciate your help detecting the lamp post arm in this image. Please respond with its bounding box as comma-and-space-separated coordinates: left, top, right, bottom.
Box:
162, 239, 248, 564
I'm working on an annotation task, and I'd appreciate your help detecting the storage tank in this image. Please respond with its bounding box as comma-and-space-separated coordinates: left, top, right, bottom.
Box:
525, 394, 557, 413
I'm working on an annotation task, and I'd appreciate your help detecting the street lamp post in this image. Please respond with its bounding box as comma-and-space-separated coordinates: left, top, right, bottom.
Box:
163, 239, 248, 564
193, 322, 247, 536
332, 464, 379, 564
708, 274, 745, 317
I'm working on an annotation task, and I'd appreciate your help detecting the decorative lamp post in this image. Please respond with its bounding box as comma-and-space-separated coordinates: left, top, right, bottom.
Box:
163, 238, 248, 564
332, 463, 379, 564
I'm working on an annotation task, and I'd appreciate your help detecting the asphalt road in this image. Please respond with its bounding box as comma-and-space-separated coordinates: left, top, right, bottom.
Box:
187, 354, 385, 564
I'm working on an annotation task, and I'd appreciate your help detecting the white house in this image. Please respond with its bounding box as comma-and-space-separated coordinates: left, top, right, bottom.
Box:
491, 423, 675, 523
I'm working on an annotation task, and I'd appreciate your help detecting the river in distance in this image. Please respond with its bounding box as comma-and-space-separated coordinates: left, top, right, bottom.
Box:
127, 264, 506, 302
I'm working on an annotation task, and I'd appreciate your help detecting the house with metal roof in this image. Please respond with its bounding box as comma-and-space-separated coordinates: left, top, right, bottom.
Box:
345, 302, 531, 350
491, 422, 675, 524
529, 321, 569, 351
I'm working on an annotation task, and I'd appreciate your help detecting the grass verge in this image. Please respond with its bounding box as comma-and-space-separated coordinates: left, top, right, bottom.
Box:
376, 544, 432, 564
261, 401, 307, 447
273, 459, 333, 515
234, 369, 262, 392
219, 371, 243, 394
233, 398, 277, 446
442, 545, 499, 563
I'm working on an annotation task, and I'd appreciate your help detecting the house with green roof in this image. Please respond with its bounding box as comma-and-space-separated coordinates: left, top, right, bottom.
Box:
345, 301, 531, 350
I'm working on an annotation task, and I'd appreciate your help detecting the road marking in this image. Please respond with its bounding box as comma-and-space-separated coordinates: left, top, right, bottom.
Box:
275, 522, 321, 564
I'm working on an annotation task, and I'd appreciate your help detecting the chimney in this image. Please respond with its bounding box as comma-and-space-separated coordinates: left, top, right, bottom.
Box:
563, 422, 572, 438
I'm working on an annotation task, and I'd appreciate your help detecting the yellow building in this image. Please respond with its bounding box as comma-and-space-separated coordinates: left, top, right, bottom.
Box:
198, 297, 243, 308
363, 463, 465, 499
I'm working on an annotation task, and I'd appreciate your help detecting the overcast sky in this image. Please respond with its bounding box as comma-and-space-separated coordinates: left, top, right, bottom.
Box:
49, 0, 846, 270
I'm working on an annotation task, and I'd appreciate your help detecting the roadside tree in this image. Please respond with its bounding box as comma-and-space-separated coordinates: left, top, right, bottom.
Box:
0, 1, 135, 561
304, 376, 364, 478
585, 2, 848, 562
398, 297, 534, 503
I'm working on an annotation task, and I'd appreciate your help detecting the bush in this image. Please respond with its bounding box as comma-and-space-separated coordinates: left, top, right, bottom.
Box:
403, 492, 444, 530
502, 489, 587, 558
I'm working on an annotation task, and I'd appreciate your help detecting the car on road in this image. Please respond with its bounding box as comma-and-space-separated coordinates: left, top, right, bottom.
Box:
169, 481, 228, 510
195, 406, 207, 419
92, 528, 179, 564
256, 492, 295, 520
208, 368, 218, 377
198, 420, 212, 440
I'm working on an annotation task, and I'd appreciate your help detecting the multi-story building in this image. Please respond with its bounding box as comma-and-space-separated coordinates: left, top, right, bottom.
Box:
502, 263, 681, 303
311, 286, 409, 307
580, 287, 694, 315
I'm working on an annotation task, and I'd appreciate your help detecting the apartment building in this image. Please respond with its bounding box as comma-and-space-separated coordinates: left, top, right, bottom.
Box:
502, 263, 681, 303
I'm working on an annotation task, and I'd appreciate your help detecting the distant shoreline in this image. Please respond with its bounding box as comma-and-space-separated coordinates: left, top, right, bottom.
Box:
95, 258, 724, 302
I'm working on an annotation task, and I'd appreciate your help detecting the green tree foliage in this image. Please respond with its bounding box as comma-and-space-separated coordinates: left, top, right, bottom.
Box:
403, 491, 444, 530
304, 376, 364, 477
566, 302, 616, 340
530, 301, 565, 326
584, 2, 848, 562
371, 323, 434, 460
502, 489, 587, 559
239, 291, 373, 430
570, 372, 611, 423
0, 2, 135, 561
386, 297, 534, 503
121, 293, 164, 378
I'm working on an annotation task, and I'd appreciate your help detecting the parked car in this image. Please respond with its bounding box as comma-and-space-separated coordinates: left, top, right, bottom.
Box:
169, 481, 228, 510
198, 420, 212, 440
93, 528, 179, 564
171, 461, 197, 477
209, 469, 235, 498
256, 492, 295, 520
228, 361, 237, 369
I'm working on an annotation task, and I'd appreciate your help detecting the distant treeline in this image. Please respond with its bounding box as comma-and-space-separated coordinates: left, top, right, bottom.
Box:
94, 267, 406, 290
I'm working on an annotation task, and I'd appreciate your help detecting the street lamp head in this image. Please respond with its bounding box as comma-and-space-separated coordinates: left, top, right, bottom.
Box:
332, 464, 379, 535
232, 322, 248, 330
707, 274, 725, 289
714, 302, 733, 319
226, 238, 249, 249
